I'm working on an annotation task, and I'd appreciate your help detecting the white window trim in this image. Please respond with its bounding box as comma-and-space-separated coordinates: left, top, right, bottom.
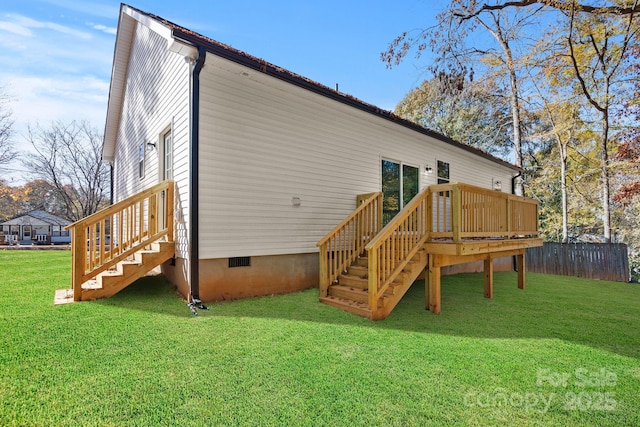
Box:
436, 159, 450, 184
381, 157, 421, 207
158, 122, 173, 182
138, 142, 146, 180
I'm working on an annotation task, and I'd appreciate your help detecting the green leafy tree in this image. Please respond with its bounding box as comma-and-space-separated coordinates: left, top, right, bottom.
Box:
383, 1, 545, 194
395, 75, 512, 158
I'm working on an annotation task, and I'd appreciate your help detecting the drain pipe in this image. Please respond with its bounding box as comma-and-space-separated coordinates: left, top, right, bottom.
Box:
189, 46, 206, 304
512, 170, 523, 272
511, 170, 522, 197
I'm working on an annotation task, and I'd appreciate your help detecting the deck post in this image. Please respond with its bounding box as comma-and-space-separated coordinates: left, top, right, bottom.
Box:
72, 226, 85, 301
517, 250, 526, 290
452, 185, 461, 243
318, 243, 328, 297
368, 247, 379, 318
427, 254, 441, 314
484, 255, 494, 299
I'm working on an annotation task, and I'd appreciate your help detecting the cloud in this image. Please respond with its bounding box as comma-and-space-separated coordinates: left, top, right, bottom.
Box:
38, 0, 119, 19
89, 23, 117, 35
0, 21, 32, 37
0, 14, 92, 39
1, 74, 108, 131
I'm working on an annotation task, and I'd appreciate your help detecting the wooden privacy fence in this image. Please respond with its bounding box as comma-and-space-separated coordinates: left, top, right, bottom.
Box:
526, 242, 630, 282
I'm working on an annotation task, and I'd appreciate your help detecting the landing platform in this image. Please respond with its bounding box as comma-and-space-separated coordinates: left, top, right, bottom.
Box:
54, 289, 74, 305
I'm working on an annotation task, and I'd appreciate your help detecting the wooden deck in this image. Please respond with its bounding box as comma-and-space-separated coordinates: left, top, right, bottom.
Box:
318, 182, 543, 320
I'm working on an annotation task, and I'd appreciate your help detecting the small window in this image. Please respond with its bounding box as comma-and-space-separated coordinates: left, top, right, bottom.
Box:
437, 160, 450, 184
163, 129, 173, 180
139, 142, 145, 179
229, 257, 251, 268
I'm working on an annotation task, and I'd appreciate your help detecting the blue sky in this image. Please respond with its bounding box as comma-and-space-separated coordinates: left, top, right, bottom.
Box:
0, 0, 445, 159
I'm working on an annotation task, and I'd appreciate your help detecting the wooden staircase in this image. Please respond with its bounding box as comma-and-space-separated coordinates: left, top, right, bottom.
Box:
79, 241, 175, 300
56, 181, 175, 304
317, 189, 431, 320
321, 248, 427, 320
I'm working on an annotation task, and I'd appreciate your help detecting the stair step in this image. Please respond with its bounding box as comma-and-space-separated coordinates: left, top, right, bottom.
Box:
337, 274, 368, 289
81, 279, 101, 290
328, 284, 368, 303
347, 265, 368, 278
354, 256, 368, 267
328, 284, 393, 306
320, 295, 372, 319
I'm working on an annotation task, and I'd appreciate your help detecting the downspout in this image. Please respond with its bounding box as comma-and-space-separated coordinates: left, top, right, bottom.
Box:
109, 164, 114, 205
511, 170, 522, 196
189, 46, 206, 302
512, 170, 523, 272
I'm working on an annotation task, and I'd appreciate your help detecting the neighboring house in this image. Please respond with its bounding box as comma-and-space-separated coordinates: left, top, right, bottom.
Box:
1, 210, 71, 245
62, 4, 541, 318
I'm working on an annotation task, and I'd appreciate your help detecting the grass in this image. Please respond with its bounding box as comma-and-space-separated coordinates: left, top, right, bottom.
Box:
1, 251, 639, 426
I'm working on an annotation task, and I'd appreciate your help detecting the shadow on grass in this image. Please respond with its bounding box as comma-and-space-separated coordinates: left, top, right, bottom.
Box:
93, 275, 191, 318
97, 272, 640, 359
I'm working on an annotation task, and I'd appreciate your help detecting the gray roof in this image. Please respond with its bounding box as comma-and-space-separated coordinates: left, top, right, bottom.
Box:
1, 210, 70, 226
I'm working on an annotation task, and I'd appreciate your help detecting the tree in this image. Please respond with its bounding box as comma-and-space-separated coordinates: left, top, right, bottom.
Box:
394, 75, 512, 158
613, 42, 640, 204
382, 1, 543, 194
561, 5, 639, 242
459, 1, 640, 17
532, 96, 581, 242
0, 86, 16, 170
0, 180, 21, 222
23, 121, 110, 221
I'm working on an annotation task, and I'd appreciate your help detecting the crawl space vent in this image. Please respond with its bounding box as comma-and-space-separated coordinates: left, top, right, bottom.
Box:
228, 257, 251, 268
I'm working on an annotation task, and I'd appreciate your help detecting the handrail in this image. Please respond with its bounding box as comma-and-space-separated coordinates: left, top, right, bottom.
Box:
67, 180, 174, 301
365, 186, 431, 316
317, 192, 382, 297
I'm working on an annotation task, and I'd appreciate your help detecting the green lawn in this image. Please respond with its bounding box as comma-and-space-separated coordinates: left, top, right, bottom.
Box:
1, 251, 639, 426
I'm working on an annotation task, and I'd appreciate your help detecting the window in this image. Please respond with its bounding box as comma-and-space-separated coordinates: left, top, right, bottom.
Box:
437, 160, 450, 184
138, 142, 145, 179
163, 129, 173, 180
381, 159, 419, 224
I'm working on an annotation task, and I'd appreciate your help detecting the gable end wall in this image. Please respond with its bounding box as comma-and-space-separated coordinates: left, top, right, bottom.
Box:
112, 22, 191, 259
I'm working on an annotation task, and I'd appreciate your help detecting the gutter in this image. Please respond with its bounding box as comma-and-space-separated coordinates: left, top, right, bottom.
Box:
189, 46, 206, 303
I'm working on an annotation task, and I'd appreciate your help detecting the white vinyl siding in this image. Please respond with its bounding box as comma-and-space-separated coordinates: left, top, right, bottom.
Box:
197, 55, 515, 259
111, 22, 190, 258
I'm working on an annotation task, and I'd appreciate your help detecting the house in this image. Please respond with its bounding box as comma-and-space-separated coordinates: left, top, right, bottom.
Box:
61, 4, 542, 318
1, 210, 71, 245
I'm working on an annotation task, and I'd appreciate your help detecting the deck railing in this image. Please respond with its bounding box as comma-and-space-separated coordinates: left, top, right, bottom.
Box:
317, 192, 383, 297
428, 183, 539, 241
365, 187, 431, 315
65, 180, 174, 301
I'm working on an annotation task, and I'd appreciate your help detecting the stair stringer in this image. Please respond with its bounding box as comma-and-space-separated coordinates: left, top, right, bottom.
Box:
372, 249, 428, 320
79, 241, 175, 301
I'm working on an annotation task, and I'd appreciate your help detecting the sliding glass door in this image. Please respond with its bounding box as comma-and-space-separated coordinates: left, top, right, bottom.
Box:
382, 159, 419, 224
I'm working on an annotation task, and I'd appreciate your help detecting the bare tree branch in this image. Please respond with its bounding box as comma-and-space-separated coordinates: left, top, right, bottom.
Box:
0, 86, 16, 169
22, 121, 110, 221
455, 1, 640, 22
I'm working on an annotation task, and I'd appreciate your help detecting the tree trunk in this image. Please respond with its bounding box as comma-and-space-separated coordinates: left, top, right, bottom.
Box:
601, 110, 612, 242
560, 144, 569, 243
486, 15, 524, 195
